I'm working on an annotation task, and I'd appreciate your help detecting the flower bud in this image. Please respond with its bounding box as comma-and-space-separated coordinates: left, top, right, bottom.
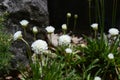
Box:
74, 14, 78, 19
67, 13, 71, 18
33, 26, 38, 34
91, 23, 98, 30
62, 24, 67, 30
13, 31, 22, 41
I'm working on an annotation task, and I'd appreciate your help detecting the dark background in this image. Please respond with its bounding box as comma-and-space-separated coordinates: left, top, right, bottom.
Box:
48, 0, 120, 34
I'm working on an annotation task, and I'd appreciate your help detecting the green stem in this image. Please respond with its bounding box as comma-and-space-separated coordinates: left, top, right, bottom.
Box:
63, 30, 66, 34
21, 38, 31, 61
34, 33, 36, 41
67, 17, 69, 29
23, 27, 27, 37
114, 61, 119, 79
88, 0, 92, 25
112, 0, 118, 27
102, 61, 110, 78
73, 17, 77, 33
94, 30, 97, 39
40, 54, 43, 79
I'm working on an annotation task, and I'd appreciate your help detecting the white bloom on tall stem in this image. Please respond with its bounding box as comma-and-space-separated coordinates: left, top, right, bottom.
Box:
13, 31, 22, 41
20, 20, 29, 27
33, 26, 38, 34
65, 48, 72, 54
31, 40, 48, 54
91, 23, 98, 30
94, 76, 101, 80
62, 24, 67, 30
45, 26, 55, 33
108, 53, 114, 59
58, 35, 71, 45
108, 28, 119, 36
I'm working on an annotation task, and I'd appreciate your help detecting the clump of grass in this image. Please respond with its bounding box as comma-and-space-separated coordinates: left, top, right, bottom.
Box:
0, 31, 13, 76
0, 12, 13, 77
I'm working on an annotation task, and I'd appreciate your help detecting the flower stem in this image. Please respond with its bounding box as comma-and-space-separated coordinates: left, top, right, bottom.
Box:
23, 27, 27, 37
67, 17, 69, 29
21, 38, 32, 61
73, 15, 78, 33
34, 33, 36, 41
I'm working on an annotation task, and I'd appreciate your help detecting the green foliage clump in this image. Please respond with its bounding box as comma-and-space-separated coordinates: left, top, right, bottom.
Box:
0, 12, 13, 76
0, 31, 12, 75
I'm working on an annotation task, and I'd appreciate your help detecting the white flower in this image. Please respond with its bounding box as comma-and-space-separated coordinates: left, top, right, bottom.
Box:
62, 24, 67, 30
67, 13, 71, 18
94, 76, 101, 80
31, 40, 48, 54
58, 35, 71, 45
91, 23, 98, 30
13, 31, 22, 41
45, 26, 55, 33
108, 53, 114, 59
20, 20, 29, 27
65, 48, 72, 54
108, 28, 119, 36
33, 26, 38, 34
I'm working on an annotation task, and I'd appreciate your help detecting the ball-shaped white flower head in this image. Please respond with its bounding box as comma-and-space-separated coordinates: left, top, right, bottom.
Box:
91, 23, 98, 30
67, 13, 71, 18
20, 20, 29, 27
62, 24, 67, 30
45, 26, 55, 34
108, 28, 119, 36
94, 76, 101, 80
58, 35, 71, 45
31, 39, 48, 54
65, 48, 72, 54
32, 26, 38, 34
108, 53, 114, 59
13, 31, 22, 41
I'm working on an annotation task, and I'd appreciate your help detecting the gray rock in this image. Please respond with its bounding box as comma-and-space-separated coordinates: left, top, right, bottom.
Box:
0, 0, 49, 33
0, 0, 49, 69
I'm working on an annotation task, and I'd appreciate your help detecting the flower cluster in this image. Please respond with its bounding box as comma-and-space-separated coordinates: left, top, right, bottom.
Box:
20, 20, 29, 27
45, 26, 55, 33
108, 28, 119, 36
108, 53, 114, 59
58, 35, 71, 45
31, 39, 48, 54
65, 48, 72, 54
94, 76, 101, 80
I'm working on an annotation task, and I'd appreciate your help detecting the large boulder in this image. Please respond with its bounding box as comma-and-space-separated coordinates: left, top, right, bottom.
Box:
0, 0, 49, 68
0, 0, 49, 33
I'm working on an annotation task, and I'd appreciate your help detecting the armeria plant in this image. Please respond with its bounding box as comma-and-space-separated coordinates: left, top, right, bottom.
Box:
13, 19, 81, 80
77, 24, 120, 80
13, 15, 120, 80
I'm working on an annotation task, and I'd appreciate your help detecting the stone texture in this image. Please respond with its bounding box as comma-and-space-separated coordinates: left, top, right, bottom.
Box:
0, 0, 49, 68
0, 0, 49, 33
